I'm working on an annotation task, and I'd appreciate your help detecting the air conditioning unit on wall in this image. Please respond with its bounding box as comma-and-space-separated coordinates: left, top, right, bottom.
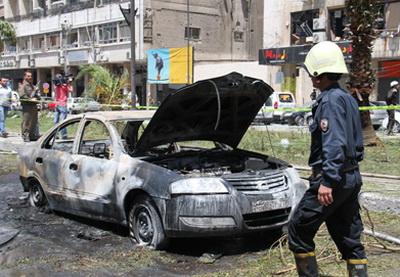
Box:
313, 18, 326, 30
313, 32, 327, 43
51, 0, 65, 9
96, 52, 109, 62
33, 7, 44, 17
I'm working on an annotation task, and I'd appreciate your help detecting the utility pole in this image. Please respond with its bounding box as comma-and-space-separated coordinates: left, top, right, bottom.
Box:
187, 0, 190, 85
130, 0, 136, 109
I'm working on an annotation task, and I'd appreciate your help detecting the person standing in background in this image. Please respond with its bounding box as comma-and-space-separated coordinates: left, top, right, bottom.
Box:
385, 80, 399, 136
53, 74, 73, 139
0, 77, 12, 138
18, 71, 40, 142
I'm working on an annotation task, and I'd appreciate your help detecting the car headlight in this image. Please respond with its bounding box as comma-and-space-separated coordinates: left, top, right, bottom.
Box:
169, 178, 229, 195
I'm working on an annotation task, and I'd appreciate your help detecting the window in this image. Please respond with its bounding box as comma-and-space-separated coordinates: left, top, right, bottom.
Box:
291, 10, 319, 45
185, 27, 201, 40
67, 29, 78, 48
234, 31, 244, 42
46, 32, 60, 50
32, 35, 44, 52
79, 120, 112, 159
42, 120, 80, 153
328, 8, 348, 41
119, 22, 130, 42
79, 27, 95, 47
99, 23, 117, 44
18, 37, 31, 53
385, 2, 400, 32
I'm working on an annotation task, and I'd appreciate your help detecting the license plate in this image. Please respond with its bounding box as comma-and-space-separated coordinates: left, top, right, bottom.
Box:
252, 198, 289, 213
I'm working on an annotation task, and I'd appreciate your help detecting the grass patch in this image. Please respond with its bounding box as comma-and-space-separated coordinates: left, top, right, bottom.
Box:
198, 210, 400, 277
5, 115, 400, 176
240, 128, 400, 176
0, 152, 17, 174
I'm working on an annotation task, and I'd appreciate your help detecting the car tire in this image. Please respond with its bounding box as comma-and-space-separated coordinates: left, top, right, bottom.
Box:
306, 116, 314, 126
29, 182, 47, 207
394, 121, 400, 133
294, 115, 305, 126
128, 194, 169, 250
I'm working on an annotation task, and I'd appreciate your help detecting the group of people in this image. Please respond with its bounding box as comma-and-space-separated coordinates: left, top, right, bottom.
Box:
0, 71, 73, 142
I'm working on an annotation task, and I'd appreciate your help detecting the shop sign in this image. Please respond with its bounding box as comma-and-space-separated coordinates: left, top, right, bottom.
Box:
259, 41, 353, 65
0, 60, 16, 68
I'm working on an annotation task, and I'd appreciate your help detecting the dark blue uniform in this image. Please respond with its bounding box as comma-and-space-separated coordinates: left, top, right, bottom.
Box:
288, 83, 366, 260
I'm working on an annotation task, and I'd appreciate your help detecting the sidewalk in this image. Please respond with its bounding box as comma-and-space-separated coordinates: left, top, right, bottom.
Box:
0, 131, 27, 153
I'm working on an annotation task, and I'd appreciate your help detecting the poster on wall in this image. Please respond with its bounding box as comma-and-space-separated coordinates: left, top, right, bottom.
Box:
147, 47, 193, 84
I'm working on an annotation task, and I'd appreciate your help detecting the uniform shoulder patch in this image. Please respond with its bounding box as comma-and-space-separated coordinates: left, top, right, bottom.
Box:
320, 118, 328, 132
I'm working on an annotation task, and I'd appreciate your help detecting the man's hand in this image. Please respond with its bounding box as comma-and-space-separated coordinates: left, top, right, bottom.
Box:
318, 185, 333, 206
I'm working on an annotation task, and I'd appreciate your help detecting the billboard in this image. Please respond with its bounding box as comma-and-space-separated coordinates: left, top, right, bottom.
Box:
147, 47, 193, 84
259, 42, 353, 65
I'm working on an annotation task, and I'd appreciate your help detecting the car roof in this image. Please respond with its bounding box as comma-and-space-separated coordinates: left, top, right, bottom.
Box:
71, 110, 156, 121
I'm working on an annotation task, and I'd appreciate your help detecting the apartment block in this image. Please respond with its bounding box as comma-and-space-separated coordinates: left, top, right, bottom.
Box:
0, 0, 265, 105
260, 0, 400, 105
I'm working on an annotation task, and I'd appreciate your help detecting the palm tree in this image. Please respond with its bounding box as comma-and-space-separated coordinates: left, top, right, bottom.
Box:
345, 0, 382, 146
0, 20, 17, 50
76, 65, 129, 109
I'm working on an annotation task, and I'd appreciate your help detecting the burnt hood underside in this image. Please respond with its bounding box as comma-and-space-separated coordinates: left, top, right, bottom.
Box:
135, 72, 273, 155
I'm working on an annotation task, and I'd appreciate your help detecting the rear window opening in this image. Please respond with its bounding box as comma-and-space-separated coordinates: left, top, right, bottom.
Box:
278, 94, 294, 102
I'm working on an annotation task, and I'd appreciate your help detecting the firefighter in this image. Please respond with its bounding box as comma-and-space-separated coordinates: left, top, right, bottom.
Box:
288, 41, 368, 277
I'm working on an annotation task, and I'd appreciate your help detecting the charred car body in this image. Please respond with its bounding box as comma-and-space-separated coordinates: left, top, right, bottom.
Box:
18, 73, 307, 249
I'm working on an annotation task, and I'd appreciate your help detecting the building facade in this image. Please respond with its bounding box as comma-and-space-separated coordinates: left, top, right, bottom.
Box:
0, 0, 266, 105
261, 0, 400, 105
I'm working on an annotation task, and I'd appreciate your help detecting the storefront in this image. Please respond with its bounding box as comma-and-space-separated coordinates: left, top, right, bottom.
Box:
259, 41, 353, 104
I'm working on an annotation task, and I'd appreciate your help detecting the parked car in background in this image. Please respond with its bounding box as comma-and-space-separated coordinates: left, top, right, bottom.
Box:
11, 91, 22, 111
17, 73, 307, 250
369, 101, 388, 130
67, 97, 100, 114
287, 101, 315, 126
255, 92, 296, 124
382, 109, 400, 133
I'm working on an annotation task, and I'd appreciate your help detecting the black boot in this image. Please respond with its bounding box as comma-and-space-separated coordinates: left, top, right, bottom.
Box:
294, 252, 318, 277
347, 258, 368, 277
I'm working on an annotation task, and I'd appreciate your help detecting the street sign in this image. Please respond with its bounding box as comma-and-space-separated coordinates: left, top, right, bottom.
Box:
43, 82, 50, 89
43, 88, 49, 93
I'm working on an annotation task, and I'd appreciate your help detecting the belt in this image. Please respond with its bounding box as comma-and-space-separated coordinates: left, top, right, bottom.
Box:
310, 159, 359, 180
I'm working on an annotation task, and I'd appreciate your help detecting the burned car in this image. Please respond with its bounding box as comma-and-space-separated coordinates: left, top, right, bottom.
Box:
17, 72, 307, 249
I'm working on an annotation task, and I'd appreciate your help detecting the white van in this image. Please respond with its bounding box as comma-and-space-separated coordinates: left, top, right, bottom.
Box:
255, 92, 296, 124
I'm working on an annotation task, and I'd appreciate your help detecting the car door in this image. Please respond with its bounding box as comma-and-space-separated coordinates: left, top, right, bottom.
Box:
33, 119, 82, 211
63, 118, 119, 219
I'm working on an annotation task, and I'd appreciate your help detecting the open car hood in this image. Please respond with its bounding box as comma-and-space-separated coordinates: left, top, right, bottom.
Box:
135, 72, 273, 155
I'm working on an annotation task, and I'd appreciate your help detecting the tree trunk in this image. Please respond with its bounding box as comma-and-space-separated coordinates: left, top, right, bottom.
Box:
345, 0, 382, 146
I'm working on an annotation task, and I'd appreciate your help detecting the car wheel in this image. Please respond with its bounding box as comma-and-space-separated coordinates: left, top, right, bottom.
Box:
128, 194, 169, 250
394, 121, 400, 133
29, 182, 47, 207
307, 116, 314, 126
294, 115, 305, 126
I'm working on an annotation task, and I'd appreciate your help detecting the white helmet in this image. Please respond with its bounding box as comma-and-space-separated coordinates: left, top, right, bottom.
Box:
303, 41, 348, 77
390, 80, 399, 87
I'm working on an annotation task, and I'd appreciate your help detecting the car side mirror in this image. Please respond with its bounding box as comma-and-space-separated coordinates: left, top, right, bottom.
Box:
93, 143, 106, 158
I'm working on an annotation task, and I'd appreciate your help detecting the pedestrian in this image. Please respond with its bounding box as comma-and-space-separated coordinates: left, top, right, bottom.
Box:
53, 74, 72, 139
18, 71, 40, 142
385, 80, 398, 135
288, 41, 367, 277
0, 77, 12, 138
